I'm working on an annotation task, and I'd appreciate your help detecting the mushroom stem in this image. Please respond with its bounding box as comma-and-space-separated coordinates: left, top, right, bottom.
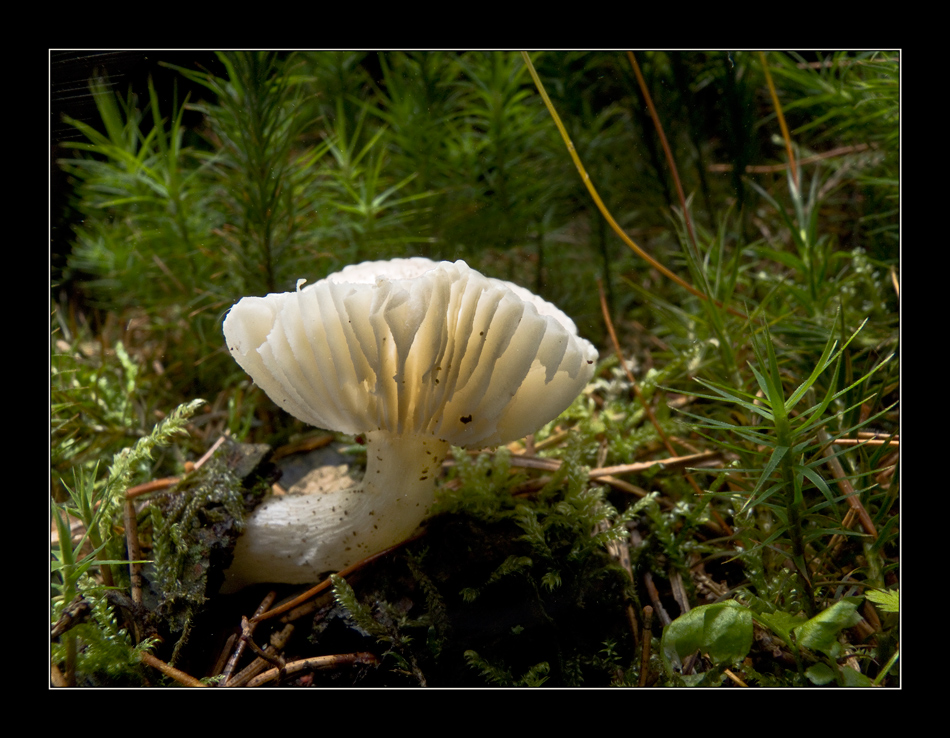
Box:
222, 431, 449, 591
358, 430, 451, 552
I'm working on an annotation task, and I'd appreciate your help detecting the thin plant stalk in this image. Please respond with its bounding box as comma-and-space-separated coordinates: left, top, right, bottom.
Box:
759, 51, 799, 189
626, 51, 699, 253
520, 51, 743, 319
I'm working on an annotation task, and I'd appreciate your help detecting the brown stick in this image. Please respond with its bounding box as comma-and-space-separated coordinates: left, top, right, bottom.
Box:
245, 652, 380, 688
139, 652, 206, 687
819, 430, 879, 539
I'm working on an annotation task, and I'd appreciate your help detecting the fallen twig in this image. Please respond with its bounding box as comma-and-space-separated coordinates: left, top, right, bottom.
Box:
139, 652, 206, 687
222, 591, 276, 684
245, 652, 380, 687
819, 430, 879, 539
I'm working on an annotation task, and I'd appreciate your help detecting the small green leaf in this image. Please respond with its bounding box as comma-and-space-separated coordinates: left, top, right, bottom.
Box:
866, 588, 899, 613
661, 600, 753, 674
840, 665, 873, 687
661, 608, 705, 671
805, 662, 836, 685
755, 609, 806, 645
794, 597, 863, 657
703, 601, 753, 664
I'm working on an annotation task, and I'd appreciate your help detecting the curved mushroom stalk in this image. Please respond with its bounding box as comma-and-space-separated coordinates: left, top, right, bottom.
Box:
222, 431, 449, 591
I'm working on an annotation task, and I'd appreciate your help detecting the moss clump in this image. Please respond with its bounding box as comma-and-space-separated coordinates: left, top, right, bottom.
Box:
316, 447, 641, 687
146, 439, 273, 649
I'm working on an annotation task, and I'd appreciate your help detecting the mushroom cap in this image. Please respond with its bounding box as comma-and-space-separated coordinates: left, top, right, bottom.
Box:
223, 258, 598, 448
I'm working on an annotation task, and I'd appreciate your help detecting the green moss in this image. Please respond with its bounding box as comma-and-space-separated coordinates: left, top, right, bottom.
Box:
321, 446, 648, 686
147, 438, 272, 649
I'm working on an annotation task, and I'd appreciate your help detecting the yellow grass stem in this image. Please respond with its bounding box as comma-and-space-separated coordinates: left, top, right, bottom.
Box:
759, 51, 799, 189
521, 51, 742, 318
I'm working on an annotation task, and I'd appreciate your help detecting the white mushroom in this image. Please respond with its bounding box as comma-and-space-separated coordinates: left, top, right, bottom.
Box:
221, 258, 598, 590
